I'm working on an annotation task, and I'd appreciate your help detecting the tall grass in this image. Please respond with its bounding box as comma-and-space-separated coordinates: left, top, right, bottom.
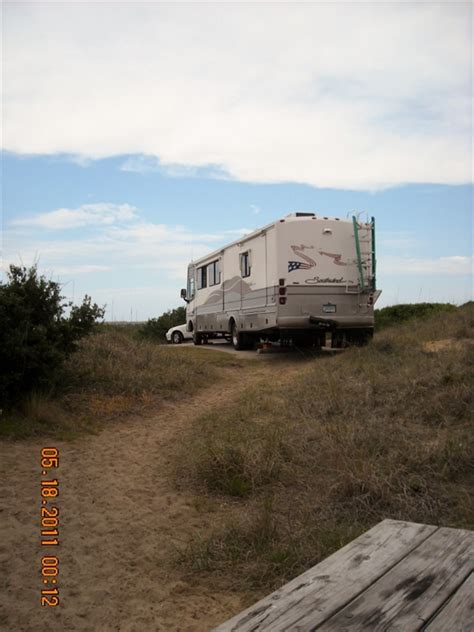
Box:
0, 328, 239, 439
177, 304, 474, 591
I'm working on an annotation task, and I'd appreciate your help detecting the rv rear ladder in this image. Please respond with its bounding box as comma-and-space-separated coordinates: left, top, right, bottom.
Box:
352, 215, 376, 291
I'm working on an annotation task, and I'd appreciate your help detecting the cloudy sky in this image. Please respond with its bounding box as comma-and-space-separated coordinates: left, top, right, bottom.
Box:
2, 1, 472, 319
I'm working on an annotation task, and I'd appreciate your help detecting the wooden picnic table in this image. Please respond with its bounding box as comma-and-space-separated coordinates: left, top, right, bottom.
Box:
213, 519, 473, 631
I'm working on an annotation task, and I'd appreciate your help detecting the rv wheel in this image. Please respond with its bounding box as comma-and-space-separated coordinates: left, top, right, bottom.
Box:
352, 329, 373, 346
193, 331, 203, 345
331, 332, 345, 348
231, 322, 247, 351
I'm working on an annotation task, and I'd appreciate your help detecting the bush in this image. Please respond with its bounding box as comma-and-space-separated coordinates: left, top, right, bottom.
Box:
375, 302, 456, 331
0, 264, 104, 406
138, 306, 186, 341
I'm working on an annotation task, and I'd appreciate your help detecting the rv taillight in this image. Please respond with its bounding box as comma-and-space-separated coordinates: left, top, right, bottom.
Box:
279, 297, 287, 305
278, 287, 286, 295
279, 278, 285, 286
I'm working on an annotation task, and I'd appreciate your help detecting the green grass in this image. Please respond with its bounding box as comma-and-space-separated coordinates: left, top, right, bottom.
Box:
0, 328, 242, 440
177, 304, 474, 592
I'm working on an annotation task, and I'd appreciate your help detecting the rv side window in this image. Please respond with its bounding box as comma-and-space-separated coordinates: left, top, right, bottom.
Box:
208, 260, 221, 286
197, 266, 207, 290
240, 252, 251, 278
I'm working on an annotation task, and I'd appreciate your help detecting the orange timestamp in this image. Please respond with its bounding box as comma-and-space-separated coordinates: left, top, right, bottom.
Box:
40, 447, 60, 607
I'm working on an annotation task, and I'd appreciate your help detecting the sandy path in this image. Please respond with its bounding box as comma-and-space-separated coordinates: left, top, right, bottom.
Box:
1, 357, 300, 632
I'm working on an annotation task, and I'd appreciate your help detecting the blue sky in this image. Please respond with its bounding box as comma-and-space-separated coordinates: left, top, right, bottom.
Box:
2, 2, 472, 320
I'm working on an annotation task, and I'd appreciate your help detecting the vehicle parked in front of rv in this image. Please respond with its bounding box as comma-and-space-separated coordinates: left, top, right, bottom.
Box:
165, 324, 193, 344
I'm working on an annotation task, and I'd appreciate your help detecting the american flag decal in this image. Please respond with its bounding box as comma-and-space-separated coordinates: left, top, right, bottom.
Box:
288, 261, 313, 272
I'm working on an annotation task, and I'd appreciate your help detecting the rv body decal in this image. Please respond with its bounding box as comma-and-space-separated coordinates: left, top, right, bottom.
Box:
288, 245, 317, 273
201, 276, 252, 307
318, 251, 353, 266
288, 246, 353, 274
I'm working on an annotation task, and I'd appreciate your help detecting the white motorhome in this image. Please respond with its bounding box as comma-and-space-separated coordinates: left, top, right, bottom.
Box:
180, 213, 380, 349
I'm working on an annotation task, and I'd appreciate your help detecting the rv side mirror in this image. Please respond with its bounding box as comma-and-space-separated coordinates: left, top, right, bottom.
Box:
180, 288, 188, 301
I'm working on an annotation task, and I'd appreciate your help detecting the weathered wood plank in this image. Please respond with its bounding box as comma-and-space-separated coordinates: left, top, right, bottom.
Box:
423, 572, 474, 632
213, 519, 437, 631
319, 526, 474, 631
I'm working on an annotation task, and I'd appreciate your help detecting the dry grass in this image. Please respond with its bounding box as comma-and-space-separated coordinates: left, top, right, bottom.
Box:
177, 304, 474, 591
0, 328, 240, 439
63, 327, 236, 397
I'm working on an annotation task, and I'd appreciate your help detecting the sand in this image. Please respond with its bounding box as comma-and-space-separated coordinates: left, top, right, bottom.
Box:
423, 338, 474, 353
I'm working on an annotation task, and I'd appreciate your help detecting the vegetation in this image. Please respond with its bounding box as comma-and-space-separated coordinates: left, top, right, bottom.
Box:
177, 304, 474, 592
0, 264, 104, 407
375, 302, 456, 331
139, 306, 186, 341
3, 283, 472, 598
0, 327, 241, 440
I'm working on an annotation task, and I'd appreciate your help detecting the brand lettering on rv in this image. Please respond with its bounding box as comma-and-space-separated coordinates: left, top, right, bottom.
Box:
305, 276, 350, 284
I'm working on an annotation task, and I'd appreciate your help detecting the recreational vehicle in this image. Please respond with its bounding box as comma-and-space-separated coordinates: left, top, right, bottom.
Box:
180, 213, 380, 349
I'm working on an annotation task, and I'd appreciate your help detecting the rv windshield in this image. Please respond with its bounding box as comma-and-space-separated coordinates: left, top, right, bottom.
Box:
187, 268, 195, 300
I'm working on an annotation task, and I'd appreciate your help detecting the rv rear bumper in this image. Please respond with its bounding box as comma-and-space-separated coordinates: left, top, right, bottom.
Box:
277, 315, 374, 329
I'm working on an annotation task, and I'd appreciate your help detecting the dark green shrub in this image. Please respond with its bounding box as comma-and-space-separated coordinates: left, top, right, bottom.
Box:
138, 306, 186, 341
375, 302, 456, 331
0, 265, 104, 406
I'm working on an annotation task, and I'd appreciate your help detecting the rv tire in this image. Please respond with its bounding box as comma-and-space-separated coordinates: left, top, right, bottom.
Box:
193, 331, 203, 346
351, 329, 373, 346
231, 322, 249, 351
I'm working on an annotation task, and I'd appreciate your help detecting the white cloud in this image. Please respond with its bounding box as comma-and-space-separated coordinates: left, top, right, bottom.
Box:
3, 3, 472, 190
51, 264, 112, 275
380, 255, 473, 276
4, 206, 254, 288
119, 155, 228, 180
222, 228, 254, 236
12, 203, 137, 229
